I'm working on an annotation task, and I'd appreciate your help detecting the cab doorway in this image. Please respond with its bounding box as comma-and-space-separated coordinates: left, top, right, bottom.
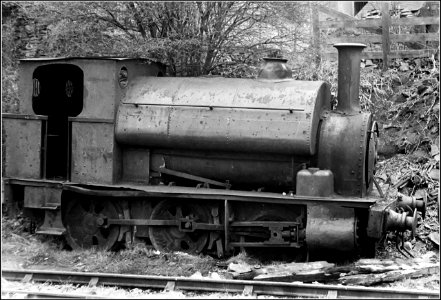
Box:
32, 64, 83, 180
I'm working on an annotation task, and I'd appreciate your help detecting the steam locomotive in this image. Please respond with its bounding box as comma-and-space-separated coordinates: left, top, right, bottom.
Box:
2, 43, 425, 260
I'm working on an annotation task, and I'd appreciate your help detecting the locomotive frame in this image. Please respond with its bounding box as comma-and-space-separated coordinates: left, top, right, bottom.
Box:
2, 45, 425, 260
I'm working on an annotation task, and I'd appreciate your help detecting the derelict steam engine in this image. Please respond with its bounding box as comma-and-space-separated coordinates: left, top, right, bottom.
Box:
2, 43, 425, 260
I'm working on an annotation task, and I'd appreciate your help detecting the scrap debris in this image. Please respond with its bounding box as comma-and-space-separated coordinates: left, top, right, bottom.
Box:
226, 252, 439, 286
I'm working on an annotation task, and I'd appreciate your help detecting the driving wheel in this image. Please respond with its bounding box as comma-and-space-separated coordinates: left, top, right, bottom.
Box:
148, 200, 211, 254
64, 197, 121, 251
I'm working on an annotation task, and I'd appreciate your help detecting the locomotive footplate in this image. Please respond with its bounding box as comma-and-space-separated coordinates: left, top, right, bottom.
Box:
5, 179, 377, 209
60, 183, 377, 208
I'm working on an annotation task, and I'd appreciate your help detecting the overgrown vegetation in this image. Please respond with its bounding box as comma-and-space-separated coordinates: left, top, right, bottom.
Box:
1, 1, 439, 289
291, 55, 440, 156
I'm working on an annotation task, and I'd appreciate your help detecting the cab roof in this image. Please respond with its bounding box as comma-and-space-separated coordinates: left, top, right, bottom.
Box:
19, 56, 163, 64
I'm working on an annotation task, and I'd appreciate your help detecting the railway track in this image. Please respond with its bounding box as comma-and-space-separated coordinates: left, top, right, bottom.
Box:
2, 269, 439, 299
1, 289, 106, 299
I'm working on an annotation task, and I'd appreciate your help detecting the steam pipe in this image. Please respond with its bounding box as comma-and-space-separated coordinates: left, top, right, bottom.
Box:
334, 43, 366, 113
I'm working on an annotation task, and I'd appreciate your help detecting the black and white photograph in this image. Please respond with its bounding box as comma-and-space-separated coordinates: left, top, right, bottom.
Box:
1, 1, 440, 298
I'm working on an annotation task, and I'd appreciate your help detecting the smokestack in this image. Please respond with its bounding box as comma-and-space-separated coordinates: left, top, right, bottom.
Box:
334, 43, 366, 113
258, 57, 292, 79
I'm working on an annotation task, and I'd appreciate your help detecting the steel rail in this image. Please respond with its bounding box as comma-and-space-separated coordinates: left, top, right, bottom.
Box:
1, 289, 106, 299
2, 269, 439, 299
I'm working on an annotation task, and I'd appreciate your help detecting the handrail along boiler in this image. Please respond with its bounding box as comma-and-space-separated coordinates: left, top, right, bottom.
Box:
2, 44, 425, 259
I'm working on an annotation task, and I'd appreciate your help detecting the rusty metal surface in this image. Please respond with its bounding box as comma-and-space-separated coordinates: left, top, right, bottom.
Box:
76, 60, 117, 119
64, 197, 121, 250
116, 77, 330, 156
367, 200, 397, 239
318, 112, 372, 197
306, 204, 356, 257
2, 113, 48, 120
7, 178, 378, 208
121, 148, 150, 183
257, 57, 292, 79
36, 210, 65, 235
150, 150, 305, 189
1, 181, 23, 218
116, 105, 312, 155
3, 117, 43, 179
296, 168, 334, 197
122, 76, 326, 109
366, 121, 379, 193
70, 121, 115, 184
18, 59, 165, 119
157, 166, 231, 188
24, 186, 62, 209
334, 43, 366, 113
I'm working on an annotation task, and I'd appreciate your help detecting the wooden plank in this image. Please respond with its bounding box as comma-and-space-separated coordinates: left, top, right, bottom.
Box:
391, 16, 440, 26
88, 277, 99, 287
323, 49, 438, 60
319, 16, 440, 29
164, 281, 176, 292
236, 256, 440, 286
317, 4, 355, 20
320, 18, 382, 29
393, 32, 440, 43
326, 33, 439, 44
339, 265, 439, 286
381, 2, 391, 70
326, 35, 382, 44
317, 4, 382, 34
242, 285, 254, 296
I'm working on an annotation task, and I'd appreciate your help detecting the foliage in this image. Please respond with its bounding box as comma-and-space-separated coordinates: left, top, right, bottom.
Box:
1, 1, 311, 114
2, 2, 21, 113
293, 53, 440, 155
1, 1, 310, 76
377, 57, 440, 154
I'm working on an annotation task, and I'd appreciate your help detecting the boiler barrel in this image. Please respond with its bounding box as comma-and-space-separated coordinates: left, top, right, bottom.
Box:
115, 77, 330, 156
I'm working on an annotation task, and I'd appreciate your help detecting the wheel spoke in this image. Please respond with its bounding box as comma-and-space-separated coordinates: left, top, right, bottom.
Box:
88, 201, 95, 213
163, 210, 174, 220
175, 206, 183, 219
65, 212, 84, 225
94, 232, 109, 249
149, 201, 210, 254
77, 233, 93, 248
183, 236, 195, 248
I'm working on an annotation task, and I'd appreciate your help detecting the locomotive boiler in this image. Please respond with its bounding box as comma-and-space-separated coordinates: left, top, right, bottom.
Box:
2, 43, 425, 260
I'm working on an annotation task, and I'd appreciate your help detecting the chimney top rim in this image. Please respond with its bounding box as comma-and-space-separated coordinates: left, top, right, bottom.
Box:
262, 57, 288, 63
333, 43, 366, 49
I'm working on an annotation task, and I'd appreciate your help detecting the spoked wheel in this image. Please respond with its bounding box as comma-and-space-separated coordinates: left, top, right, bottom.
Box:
64, 197, 121, 251
149, 200, 211, 254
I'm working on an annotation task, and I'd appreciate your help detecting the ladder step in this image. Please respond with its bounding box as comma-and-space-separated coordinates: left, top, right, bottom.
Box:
35, 228, 66, 236
40, 206, 60, 210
